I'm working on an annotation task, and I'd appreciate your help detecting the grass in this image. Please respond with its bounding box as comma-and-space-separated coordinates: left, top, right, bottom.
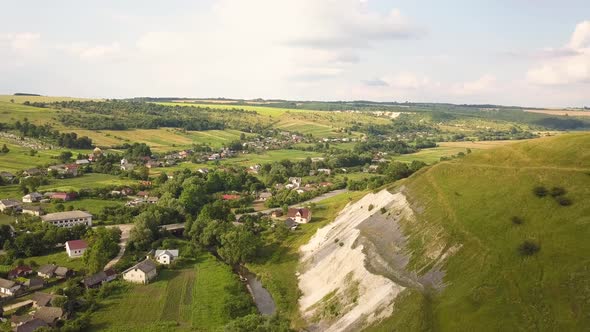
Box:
247, 190, 367, 328
370, 133, 590, 331
90, 251, 242, 332
0, 248, 87, 273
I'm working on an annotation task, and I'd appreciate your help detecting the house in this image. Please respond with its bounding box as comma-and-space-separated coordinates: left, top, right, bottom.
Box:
122, 259, 157, 284
146, 196, 159, 204
22, 206, 43, 216
285, 218, 299, 230
145, 160, 161, 169
136, 191, 149, 198
154, 250, 179, 265
8, 266, 33, 279
54, 267, 71, 279
83, 271, 108, 288
37, 265, 57, 279
0, 277, 21, 295
13, 318, 48, 332
319, 182, 333, 188
288, 177, 302, 188
121, 187, 134, 196
197, 168, 209, 174
0, 171, 15, 182
65, 240, 88, 258
120, 162, 135, 171
104, 268, 117, 282
222, 194, 240, 201
0, 199, 21, 212
24, 277, 45, 291
287, 208, 312, 224
317, 168, 332, 175
75, 159, 90, 165
257, 192, 272, 201
49, 192, 76, 201
23, 168, 43, 177
271, 210, 283, 218
31, 292, 57, 308
41, 211, 92, 228
33, 306, 63, 326
22, 192, 43, 203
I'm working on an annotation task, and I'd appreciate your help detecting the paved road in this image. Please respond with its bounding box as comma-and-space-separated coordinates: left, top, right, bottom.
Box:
237, 189, 349, 219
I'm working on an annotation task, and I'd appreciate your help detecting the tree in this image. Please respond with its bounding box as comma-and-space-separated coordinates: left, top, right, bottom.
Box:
224, 314, 292, 332
217, 228, 259, 265
0, 144, 9, 153
58, 151, 73, 163
83, 227, 121, 273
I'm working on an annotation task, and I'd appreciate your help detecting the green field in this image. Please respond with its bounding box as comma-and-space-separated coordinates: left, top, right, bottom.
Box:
90, 252, 242, 331
0, 248, 87, 273
247, 190, 367, 328
369, 133, 590, 331
0, 173, 137, 199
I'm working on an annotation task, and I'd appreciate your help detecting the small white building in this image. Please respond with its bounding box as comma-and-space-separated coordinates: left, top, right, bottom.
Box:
65, 240, 88, 258
154, 249, 179, 265
0, 277, 20, 296
22, 192, 43, 203
122, 259, 157, 284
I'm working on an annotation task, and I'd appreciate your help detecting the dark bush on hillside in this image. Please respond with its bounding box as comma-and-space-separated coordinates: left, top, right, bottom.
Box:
368, 204, 374, 211
550, 186, 566, 197
380, 207, 387, 214
518, 240, 540, 256
533, 186, 547, 197
511, 216, 524, 225
556, 196, 573, 206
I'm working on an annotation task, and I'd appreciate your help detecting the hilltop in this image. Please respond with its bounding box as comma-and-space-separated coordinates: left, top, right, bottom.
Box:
297, 133, 590, 331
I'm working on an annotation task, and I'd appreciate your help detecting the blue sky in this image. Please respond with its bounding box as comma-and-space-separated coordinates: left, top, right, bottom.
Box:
0, 0, 588, 107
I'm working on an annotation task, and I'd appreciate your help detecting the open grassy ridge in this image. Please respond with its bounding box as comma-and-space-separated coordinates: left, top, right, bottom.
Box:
369, 133, 590, 331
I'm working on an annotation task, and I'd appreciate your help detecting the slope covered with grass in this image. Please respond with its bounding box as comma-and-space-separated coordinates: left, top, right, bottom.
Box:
370, 133, 590, 331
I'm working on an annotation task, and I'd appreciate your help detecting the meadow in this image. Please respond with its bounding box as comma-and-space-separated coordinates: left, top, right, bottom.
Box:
89, 251, 242, 331
370, 133, 590, 331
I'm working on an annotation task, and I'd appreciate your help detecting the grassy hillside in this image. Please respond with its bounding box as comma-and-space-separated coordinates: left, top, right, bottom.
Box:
370, 133, 590, 331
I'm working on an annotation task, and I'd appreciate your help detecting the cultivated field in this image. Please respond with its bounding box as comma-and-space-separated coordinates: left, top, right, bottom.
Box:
90, 252, 242, 331
524, 109, 590, 117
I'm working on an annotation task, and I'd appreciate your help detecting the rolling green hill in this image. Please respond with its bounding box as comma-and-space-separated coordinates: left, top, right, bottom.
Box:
371, 133, 590, 331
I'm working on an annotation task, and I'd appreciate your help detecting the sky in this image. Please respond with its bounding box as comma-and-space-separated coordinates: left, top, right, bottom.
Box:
0, 0, 589, 107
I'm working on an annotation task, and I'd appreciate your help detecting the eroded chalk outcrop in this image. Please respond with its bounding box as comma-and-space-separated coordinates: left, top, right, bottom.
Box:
298, 189, 452, 332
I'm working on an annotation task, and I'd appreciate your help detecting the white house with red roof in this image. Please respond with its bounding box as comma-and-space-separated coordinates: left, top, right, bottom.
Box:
287, 208, 312, 224
65, 240, 88, 258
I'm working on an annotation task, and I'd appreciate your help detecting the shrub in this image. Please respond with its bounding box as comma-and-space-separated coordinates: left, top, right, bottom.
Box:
533, 186, 547, 197
511, 216, 524, 225
368, 204, 374, 211
556, 196, 572, 206
550, 186, 566, 197
380, 207, 387, 214
339, 242, 344, 247
518, 240, 540, 256
334, 238, 339, 243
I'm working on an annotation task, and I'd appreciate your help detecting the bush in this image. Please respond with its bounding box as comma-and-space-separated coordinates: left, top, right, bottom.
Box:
368, 204, 374, 211
518, 240, 540, 256
380, 207, 387, 214
556, 196, 572, 206
550, 186, 566, 197
533, 186, 547, 197
511, 216, 524, 225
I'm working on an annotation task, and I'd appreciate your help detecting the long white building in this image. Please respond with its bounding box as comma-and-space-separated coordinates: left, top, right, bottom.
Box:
40, 211, 93, 228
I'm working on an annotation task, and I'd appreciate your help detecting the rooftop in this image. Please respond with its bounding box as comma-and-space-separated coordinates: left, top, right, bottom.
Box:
41, 211, 92, 222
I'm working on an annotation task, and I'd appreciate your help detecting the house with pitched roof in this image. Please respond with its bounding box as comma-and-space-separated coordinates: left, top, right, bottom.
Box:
154, 250, 179, 265
122, 259, 157, 284
287, 207, 312, 224
65, 240, 88, 258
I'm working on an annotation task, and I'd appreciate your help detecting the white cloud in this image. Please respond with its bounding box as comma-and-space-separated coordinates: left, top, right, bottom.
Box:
0, 32, 40, 52
62, 42, 121, 60
451, 74, 496, 95
527, 21, 590, 85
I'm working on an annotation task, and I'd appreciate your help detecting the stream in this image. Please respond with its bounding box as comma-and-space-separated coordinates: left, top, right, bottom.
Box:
240, 267, 276, 315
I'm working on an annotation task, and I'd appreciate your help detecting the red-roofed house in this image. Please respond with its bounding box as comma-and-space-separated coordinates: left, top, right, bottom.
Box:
287, 208, 312, 224
64, 164, 79, 176
8, 265, 33, 279
50, 192, 76, 201
222, 194, 240, 201
65, 240, 88, 258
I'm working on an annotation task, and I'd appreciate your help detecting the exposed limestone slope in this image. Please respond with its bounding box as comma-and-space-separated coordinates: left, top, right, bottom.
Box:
298, 189, 448, 332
